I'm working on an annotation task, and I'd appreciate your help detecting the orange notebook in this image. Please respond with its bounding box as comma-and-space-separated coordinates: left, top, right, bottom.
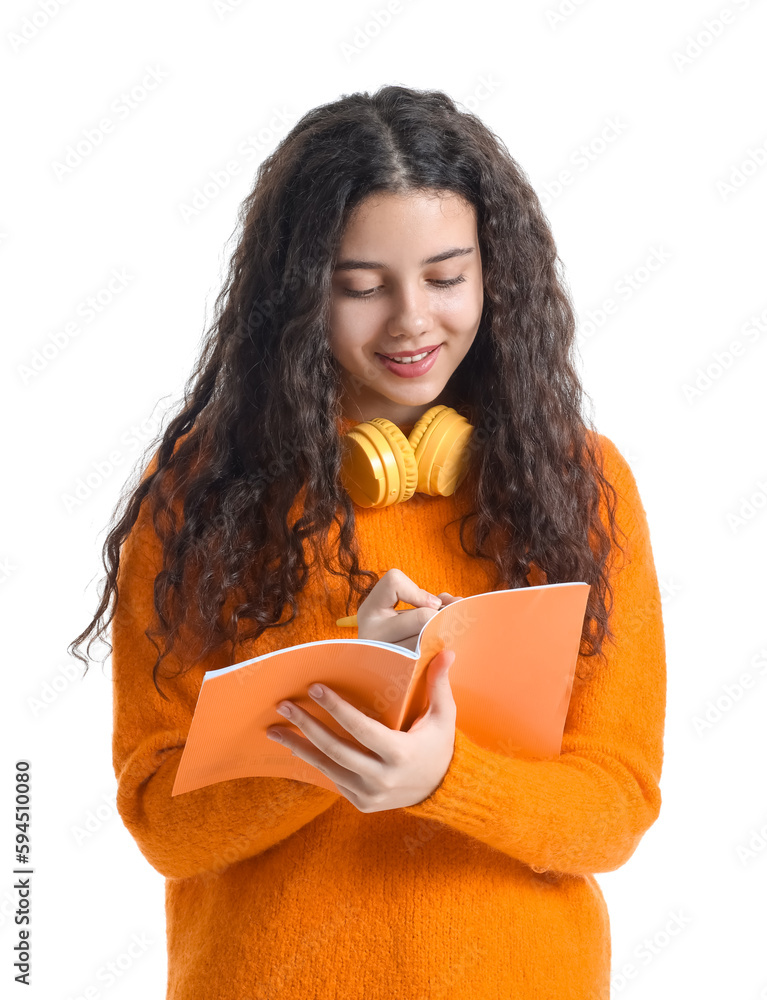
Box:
171, 582, 590, 796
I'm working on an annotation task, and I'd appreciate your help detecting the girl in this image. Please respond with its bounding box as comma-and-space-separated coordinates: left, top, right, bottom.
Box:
71, 84, 666, 1000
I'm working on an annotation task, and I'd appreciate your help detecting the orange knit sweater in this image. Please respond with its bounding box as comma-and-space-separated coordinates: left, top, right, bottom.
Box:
111, 422, 666, 1000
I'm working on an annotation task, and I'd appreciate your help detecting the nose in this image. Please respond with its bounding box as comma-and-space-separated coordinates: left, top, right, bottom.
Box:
386, 282, 432, 339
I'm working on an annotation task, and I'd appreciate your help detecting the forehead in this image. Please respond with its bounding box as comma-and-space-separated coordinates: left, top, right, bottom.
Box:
338, 190, 477, 259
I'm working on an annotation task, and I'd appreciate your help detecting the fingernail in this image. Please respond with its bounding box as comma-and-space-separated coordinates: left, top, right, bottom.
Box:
276, 704, 292, 718
428, 595, 442, 607
308, 684, 324, 698
266, 730, 282, 741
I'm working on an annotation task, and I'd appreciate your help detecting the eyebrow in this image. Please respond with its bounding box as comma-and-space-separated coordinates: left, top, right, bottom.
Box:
333, 245, 475, 272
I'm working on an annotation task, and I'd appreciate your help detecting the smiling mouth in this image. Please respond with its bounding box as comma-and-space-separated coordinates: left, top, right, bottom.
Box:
377, 346, 441, 365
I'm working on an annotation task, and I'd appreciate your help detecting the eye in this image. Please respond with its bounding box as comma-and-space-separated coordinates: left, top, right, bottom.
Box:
430, 275, 467, 289
342, 274, 467, 299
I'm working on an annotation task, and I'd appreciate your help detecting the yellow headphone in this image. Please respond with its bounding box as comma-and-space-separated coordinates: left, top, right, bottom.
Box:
339, 404, 475, 509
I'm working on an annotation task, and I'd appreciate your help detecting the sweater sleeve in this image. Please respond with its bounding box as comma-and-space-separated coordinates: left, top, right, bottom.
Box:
402, 434, 666, 876
111, 489, 340, 881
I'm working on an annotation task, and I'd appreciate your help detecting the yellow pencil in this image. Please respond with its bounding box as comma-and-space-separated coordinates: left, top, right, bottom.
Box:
335, 615, 360, 627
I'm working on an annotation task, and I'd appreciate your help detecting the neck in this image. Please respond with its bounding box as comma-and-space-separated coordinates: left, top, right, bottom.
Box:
337, 388, 456, 431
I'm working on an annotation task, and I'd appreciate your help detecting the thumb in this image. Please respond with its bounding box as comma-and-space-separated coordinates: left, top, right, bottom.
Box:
408, 651, 456, 731
427, 649, 456, 710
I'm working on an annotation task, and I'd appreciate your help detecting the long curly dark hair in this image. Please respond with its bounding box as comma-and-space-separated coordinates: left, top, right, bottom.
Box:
69, 84, 627, 699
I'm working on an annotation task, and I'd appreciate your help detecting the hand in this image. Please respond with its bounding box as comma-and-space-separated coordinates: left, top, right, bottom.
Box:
356, 567, 464, 652
266, 648, 458, 812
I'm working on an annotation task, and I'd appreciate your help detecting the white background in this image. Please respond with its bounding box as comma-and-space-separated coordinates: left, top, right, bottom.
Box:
2, 0, 766, 997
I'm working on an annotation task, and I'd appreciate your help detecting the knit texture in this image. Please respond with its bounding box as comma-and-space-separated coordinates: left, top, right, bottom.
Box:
111, 421, 666, 999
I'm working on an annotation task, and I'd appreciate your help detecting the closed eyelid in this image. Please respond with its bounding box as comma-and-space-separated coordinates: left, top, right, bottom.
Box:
340, 274, 467, 298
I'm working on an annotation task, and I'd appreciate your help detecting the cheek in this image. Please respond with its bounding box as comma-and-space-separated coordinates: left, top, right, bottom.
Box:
328, 325, 371, 375
438, 290, 482, 328
329, 302, 379, 355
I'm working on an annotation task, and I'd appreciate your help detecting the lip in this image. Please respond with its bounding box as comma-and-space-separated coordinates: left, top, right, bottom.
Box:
376, 344, 443, 359
375, 344, 442, 378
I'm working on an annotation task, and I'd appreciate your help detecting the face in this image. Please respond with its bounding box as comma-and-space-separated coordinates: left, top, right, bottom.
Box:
328, 189, 484, 429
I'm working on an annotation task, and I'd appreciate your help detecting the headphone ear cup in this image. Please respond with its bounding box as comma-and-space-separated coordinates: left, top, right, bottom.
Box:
408, 405, 474, 496
339, 418, 418, 508
408, 404, 445, 454
367, 418, 419, 503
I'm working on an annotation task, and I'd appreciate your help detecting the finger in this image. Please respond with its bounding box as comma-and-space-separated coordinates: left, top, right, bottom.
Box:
270, 705, 365, 762
387, 595, 463, 647
371, 568, 442, 619
423, 650, 457, 720
371, 606, 440, 648
404, 651, 455, 733
437, 592, 464, 605
304, 684, 396, 760
275, 693, 386, 770
277, 730, 356, 792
